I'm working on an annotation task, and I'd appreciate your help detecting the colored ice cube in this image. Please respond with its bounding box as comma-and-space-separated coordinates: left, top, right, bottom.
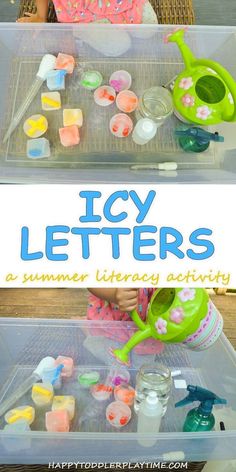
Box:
27, 138, 50, 159
55, 356, 74, 378
55, 53, 75, 74
41, 365, 63, 390
116, 90, 138, 113
80, 70, 103, 90
114, 384, 135, 406
106, 401, 131, 428
41, 92, 61, 111
46, 410, 70, 432
31, 382, 54, 407
109, 70, 132, 92
106, 368, 130, 387
46, 69, 66, 91
78, 371, 100, 387
23, 114, 48, 138
94, 86, 116, 107
109, 113, 133, 138
63, 109, 83, 128
90, 384, 113, 401
3, 420, 30, 432
52, 395, 75, 420
5, 406, 35, 425
59, 125, 80, 147
2, 420, 31, 452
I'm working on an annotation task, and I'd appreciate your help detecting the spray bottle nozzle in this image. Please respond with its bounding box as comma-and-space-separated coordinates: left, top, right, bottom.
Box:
175, 385, 227, 415
175, 127, 224, 145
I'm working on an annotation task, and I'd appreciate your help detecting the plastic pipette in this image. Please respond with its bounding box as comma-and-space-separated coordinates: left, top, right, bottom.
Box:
3, 54, 56, 144
130, 162, 178, 171
0, 356, 55, 417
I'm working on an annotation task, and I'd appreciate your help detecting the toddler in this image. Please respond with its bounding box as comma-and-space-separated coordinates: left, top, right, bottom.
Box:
88, 288, 154, 321
87, 288, 164, 355
17, 0, 158, 25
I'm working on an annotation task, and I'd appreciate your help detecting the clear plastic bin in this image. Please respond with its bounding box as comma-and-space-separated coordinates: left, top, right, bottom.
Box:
0, 317, 236, 464
0, 24, 236, 183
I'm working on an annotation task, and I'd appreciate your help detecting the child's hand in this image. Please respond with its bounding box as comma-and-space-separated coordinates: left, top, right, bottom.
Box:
114, 288, 138, 313
17, 13, 45, 23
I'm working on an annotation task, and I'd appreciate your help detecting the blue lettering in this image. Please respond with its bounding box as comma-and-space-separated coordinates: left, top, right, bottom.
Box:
79, 191, 101, 223
160, 227, 184, 259
103, 191, 128, 223
71, 227, 101, 259
102, 228, 131, 259
46, 226, 70, 261
133, 226, 157, 261
21, 226, 43, 261
130, 190, 156, 223
187, 228, 214, 260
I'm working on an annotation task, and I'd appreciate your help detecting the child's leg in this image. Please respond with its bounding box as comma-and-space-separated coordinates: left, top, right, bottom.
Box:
17, 0, 48, 22
141, 1, 158, 23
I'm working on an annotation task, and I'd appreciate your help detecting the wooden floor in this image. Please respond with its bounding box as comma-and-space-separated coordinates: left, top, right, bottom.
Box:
0, 288, 235, 349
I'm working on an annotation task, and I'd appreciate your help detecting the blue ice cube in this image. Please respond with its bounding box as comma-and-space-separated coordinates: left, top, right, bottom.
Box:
41, 364, 63, 390
46, 69, 66, 91
4, 420, 31, 433
2, 420, 31, 452
27, 138, 50, 159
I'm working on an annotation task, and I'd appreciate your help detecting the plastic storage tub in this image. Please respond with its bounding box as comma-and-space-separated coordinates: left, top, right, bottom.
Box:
1, 24, 236, 183
0, 317, 236, 464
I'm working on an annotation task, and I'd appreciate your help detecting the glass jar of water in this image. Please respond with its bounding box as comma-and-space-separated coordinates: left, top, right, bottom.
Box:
134, 363, 172, 415
137, 86, 173, 126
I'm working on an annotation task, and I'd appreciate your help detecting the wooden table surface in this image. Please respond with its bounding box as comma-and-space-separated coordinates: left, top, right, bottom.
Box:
0, 288, 235, 349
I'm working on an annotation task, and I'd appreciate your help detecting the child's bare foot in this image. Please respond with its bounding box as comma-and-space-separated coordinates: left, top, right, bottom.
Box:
17, 13, 45, 23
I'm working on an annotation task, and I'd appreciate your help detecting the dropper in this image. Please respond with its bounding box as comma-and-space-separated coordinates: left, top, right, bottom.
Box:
0, 356, 55, 417
3, 54, 57, 144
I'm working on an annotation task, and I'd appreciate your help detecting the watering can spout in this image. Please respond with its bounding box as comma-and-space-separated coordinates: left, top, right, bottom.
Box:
167, 29, 196, 71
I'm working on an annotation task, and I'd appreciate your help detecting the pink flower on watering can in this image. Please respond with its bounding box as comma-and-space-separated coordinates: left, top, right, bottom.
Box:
178, 288, 196, 302
164, 26, 188, 44
155, 317, 168, 335
170, 307, 184, 324
182, 94, 195, 107
179, 77, 193, 90
196, 105, 212, 120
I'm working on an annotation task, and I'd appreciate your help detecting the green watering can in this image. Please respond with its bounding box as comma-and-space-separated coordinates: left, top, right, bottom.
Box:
165, 29, 236, 125
112, 288, 223, 365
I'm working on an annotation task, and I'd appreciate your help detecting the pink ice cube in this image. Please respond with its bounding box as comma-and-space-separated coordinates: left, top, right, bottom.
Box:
59, 125, 80, 147
45, 410, 70, 432
55, 53, 75, 74
55, 356, 74, 378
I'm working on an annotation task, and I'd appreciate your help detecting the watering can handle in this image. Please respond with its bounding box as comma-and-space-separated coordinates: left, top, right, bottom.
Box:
130, 309, 147, 331
195, 58, 236, 122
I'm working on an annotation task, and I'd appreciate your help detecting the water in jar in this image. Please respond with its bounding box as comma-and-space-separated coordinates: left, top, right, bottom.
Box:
134, 363, 172, 415
137, 86, 173, 125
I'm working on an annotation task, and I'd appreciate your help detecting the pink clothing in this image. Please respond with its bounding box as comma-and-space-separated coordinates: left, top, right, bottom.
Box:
53, 0, 146, 24
87, 289, 165, 355
87, 288, 155, 321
